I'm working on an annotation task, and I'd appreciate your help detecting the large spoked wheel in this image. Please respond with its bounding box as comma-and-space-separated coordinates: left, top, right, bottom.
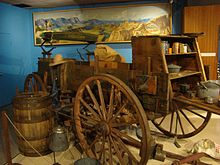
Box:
152, 99, 211, 139
74, 74, 152, 165
24, 73, 47, 92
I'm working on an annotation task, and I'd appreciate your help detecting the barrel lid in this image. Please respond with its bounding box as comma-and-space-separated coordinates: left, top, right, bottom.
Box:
13, 91, 50, 100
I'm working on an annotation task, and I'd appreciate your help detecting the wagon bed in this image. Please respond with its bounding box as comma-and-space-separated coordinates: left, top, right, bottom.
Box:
25, 34, 220, 164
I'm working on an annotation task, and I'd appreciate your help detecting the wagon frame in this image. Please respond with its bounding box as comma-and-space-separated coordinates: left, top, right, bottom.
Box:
25, 34, 220, 164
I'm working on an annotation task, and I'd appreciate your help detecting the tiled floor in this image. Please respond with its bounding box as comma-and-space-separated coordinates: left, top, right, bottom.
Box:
1, 105, 220, 165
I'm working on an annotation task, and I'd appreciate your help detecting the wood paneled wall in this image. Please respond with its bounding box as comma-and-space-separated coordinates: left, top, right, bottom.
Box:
183, 5, 220, 80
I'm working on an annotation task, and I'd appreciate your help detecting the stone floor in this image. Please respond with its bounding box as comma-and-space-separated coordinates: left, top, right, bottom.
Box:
1, 105, 220, 165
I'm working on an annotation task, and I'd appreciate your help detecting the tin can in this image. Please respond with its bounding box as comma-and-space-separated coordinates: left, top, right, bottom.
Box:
172, 42, 179, 54
161, 41, 169, 54
183, 45, 188, 53
161, 41, 166, 54
168, 48, 172, 54
179, 43, 185, 53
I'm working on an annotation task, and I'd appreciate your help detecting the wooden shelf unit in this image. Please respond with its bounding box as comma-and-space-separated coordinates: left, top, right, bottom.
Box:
132, 35, 207, 99
169, 70, 201, 80
165, 52, 197, 56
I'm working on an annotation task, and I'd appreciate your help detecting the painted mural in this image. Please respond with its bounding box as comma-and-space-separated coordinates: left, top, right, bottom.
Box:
33, 3, 171, 45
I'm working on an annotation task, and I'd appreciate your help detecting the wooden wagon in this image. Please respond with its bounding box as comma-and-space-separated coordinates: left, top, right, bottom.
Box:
25, 35, 220, 164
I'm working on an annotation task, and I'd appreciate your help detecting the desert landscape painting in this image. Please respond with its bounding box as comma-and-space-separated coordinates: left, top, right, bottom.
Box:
33, 3, 171, 45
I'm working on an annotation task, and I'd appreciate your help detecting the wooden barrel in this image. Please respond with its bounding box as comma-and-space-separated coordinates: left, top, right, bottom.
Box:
13, 92, 54, 157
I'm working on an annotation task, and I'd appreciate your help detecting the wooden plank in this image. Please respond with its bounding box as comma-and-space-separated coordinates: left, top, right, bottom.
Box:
194, 38, 207, 81
183, 5, 219, 79
174, 96, 220, 115
90, 61, 118, 69
137, 73, 169, 114
132, 36, 165, 73
165, 52, 197, 55
169, 70, 201, 80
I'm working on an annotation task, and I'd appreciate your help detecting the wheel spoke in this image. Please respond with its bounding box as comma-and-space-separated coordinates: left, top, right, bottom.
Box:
75, 122, 93, 130
107, 85, 115, 121
81, 129, 92, 134
79, 114, 98, 125
152, 100, 211, 139
34, 78, 38, 91
80, 98, 100, 121
112, 133, 139, 164
152, 95, 213, 138
176, 111, 185, 135
86, 135, 101, 154
185, 107, 206, 119
96, 80, 107, 120
109, 135, 126, 164
115, 89, 122, 106
179, 109, 197, 130
28, 79, 34, 92
111, 121, 137, 128
107, 136, 113, 165
158, 115, 166, 126
174, 112, 178, 135
24, 74, 47, 92
110, 100, 128, 122
85, 85, 103, 119
169, 112, 174, 133
112, 128, 141, 148
173, 103, 185, 135
99, 136, 106, 163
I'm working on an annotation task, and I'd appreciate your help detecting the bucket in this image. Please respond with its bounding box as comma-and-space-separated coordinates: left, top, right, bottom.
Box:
13, 92, 54, 157
74, 158, 100, 165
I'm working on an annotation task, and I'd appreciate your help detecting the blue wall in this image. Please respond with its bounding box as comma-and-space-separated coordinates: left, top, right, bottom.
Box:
0, 0, 183, 106
0, 3, 32, 106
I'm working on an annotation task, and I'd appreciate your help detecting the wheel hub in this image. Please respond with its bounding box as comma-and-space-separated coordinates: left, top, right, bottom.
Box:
95, 121, 110, 136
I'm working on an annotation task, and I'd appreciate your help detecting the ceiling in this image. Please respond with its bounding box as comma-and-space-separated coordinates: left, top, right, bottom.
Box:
1, 0, 144, 8
3, 0, 220, 9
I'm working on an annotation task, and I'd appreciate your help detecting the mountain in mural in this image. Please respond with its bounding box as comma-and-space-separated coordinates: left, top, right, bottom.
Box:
35, 17, 124, 30
34, 14, 170, 44
35, 17, 83, 30
106, 15, 170, 41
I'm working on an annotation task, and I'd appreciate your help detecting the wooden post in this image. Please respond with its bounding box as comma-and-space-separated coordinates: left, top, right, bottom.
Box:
94, 55, 99, 74
43, 71, 48, 87
1, 111, 12, 165
147, 56, 151, 75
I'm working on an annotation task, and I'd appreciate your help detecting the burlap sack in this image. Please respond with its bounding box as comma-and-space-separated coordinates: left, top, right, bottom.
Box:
94, 44, 126, 62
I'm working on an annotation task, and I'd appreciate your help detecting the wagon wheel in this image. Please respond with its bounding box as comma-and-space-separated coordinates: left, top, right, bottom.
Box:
151, 99, 211, 139
74, 74, 152, 165
24, 73, 47, 92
